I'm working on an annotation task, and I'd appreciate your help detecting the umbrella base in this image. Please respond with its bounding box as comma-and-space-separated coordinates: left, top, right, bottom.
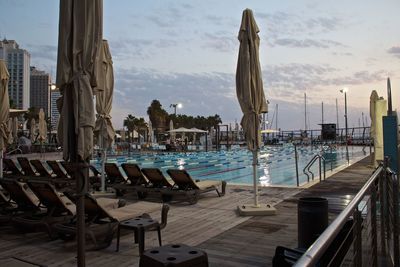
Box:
237, 203, 276, 216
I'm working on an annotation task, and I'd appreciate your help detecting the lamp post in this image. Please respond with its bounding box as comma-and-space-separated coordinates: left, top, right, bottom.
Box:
340, 87, 349, 164
170, 103, 182, 116
49, 83, 57, 144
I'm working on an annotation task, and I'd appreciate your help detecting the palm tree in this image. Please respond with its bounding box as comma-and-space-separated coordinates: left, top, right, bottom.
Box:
147, 100, 169, 137
123, 114, 136, 143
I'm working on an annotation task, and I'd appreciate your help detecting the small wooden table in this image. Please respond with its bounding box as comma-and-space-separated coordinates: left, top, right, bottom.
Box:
116, 216, 162, 255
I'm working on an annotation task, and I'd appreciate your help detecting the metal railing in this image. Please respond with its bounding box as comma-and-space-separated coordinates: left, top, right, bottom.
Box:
303, 154, 326, 183
294, 158, 399, 267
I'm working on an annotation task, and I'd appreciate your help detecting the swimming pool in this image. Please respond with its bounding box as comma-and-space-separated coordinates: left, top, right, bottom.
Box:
95, 145, 367, 187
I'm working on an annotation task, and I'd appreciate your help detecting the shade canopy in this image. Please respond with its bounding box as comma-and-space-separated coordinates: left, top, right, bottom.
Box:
56, 0, 103, 161
94, 40, 115, 149
236, 9, 267, 151
168, 127, 207, 133
369, 90, 379, 139
0, 59, 10, 151
9, 109, 28, 117
38, 108, 47, 142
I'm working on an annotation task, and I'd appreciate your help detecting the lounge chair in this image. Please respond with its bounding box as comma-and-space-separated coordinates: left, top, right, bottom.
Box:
47, 160, 69, 179
0, 178, 41, 224
53, 194, 164, 250
166, 169, 226, 204
12, 180, 75, 238
104, 163, 127, 185
121, 163, 148, 186
3, 158, 24, 176
30, 160, 54, 178
141, 168, 173, 188
60, 161, 100, 190
17, 157, 38, 177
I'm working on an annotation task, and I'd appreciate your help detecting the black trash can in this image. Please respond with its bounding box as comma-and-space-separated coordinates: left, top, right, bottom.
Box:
298, 197, 328, 249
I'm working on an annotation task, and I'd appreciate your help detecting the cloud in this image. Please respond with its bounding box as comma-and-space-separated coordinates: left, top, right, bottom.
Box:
271, 38, 344, 49
387, 46, 400, 58
108, 38, 178, 60
26, 44, 57, 61
201, 32, 237, 52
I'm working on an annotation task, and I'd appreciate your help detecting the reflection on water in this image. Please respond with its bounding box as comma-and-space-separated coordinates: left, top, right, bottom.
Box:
177, 158, 185, 170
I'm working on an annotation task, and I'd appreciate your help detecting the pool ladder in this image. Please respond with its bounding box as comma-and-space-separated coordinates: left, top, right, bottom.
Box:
303, 154, 326, 184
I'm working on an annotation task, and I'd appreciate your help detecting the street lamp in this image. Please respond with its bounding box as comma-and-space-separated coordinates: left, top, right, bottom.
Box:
340, 87, 349, 164
49, 83, 57, 143
170, 103, 182, 116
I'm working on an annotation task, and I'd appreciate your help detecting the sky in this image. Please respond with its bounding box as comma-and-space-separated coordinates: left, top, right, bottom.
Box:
0, 0, 399, 131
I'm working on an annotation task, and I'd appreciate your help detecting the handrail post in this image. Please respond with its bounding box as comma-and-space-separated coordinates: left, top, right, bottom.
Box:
354, 208, 362, 267
371, 181, 378, 267
380, 167, 387, 256
392, 172, 399, 266
323, 157, 326, 180
318, 156, 322, 182
294, 144, 299, 187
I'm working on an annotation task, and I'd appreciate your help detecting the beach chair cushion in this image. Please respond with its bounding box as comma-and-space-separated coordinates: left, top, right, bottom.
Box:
141, 168, 173, 188
121, 163, 148, 185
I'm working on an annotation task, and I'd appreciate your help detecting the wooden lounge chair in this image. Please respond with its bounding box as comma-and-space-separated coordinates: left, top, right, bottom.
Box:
0, 178, 41, 224
53, 194, 164, 250
17, 157, 38, 177
60, 161, 100, 190
104, 163, 127, 185
3, 158, 24, 176
47, 160, 69, 179
12, 180, 75, 238
166, 169, 226, 204
141, 168, 173, 188
30, 160, 54, 178
121, 163, 148, 186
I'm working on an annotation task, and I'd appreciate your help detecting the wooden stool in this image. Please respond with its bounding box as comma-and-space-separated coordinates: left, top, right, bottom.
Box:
116, 217, 161, 255
139, 244, 209, 267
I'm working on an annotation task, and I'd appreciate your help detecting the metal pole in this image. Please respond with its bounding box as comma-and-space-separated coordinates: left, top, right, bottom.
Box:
354, 208, 362, 267
76, 162, 88, 267
344, 92, 349, 164
336, 98, 339, 132
392, 172, 399, 266
321, 101, 324, 126
294, 144, 299, 187
304, 93, 307, 131
370, 182, 378, 267
101, 121, 106, 192
253, 113, 259, 207
0, 149, 3, 178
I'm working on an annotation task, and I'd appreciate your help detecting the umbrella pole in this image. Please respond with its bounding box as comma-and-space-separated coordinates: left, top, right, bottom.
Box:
76, 162, 88, 267
101, 148, 106, 192
0, 149, 3, 178
252, 150, 259, 207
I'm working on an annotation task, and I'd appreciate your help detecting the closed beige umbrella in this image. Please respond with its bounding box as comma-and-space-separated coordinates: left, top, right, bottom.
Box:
236, 9, 274, 216
38, 108, 47, 143
94, 40, 115, 192
56, 0, 103, 265
169, 120, 175, 142
30, 118, 36, 142
120, 128, 126, 142
0, 59, 10, 178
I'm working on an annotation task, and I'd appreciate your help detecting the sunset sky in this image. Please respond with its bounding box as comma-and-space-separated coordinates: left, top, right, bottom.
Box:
1, 0, 399, 130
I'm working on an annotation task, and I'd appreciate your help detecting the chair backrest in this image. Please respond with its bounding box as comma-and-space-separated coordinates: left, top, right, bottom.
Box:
3, 158, 23, 176
47, 160, 69, 179
166, 169, 199, 190
104, 163, 125, 184
30, 160, 52, 178
121, 163, 147, 185
60, 161, 76, 178
0, 190, 9, 206
83, 194, 112, 221
141, 168, 172, 188
89, 165, 101, 176
17, 157, 37, 176
27, 181, 73, 216
0, 178, 39, 211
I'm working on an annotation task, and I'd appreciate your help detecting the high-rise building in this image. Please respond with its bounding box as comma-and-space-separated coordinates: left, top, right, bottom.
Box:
30, 66, 51, 115
50, 87, 61, 130
0, 39, 31, 110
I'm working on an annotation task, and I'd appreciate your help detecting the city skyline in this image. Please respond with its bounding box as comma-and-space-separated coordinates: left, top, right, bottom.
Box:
0, 0, 399, 130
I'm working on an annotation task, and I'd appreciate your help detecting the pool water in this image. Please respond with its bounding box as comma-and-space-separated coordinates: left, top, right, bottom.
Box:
94, 145, 367, 187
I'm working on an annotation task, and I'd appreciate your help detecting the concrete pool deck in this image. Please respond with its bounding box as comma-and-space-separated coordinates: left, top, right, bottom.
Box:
0, 155, 373, 266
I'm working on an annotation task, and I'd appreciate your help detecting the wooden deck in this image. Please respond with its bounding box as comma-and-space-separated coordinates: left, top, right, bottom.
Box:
0, 156, 373, 266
